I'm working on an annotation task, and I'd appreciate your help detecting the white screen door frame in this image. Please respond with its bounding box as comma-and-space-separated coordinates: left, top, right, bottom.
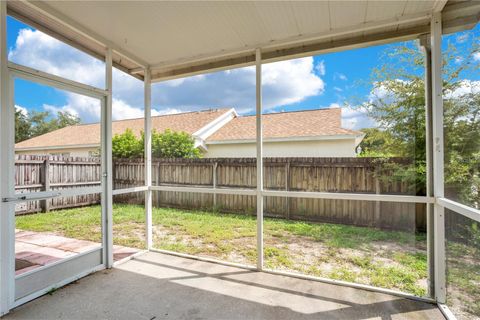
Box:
0, 61, 111, 312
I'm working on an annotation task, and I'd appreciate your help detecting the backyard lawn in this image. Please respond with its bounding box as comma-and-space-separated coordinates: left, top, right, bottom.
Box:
15, 204, 429, 297
17, 204, 479, 318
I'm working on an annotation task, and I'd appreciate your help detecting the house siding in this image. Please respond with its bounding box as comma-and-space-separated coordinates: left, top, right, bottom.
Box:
16, 139, 358, 158
204, 139, 357, 158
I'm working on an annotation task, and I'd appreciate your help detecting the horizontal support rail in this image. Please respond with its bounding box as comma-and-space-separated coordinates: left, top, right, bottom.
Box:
437, 303, 457, 320
45, 186, 102, 198
15, 182, 100, 190
14, 184, 43, 190
149, 185, 434, 204
263, 190, 434, 204
5, 187, 102, 204
15, 159, 100, 165
3, 191, 61, 203
150, 185, 257, 196
50, 181, 100, 187
112, 186, 148, 196
8, 62, 108, 99
437, 197, 480, 223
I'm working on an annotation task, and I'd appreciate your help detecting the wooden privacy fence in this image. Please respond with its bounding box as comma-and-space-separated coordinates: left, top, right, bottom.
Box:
15, 155, 101, 214
15, 155, 426, 231
116, 157, 426, 231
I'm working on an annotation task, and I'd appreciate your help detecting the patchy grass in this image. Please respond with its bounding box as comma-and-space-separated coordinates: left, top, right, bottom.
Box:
446, 240, 480, 319
16, 204, 146, 249
16, 204, 428, 296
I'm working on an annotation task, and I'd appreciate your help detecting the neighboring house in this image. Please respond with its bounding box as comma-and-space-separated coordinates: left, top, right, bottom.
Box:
206, 108, 364, 157
15, 108, 364, 158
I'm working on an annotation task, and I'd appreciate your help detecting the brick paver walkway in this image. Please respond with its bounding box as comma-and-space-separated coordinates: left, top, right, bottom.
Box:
15, 230, 139, 275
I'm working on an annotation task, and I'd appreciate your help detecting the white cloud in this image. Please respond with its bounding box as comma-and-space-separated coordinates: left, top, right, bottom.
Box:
341, 105, 375, 130
154, 57, 325, 114
9, 29, 105, 88
444, 79, 480, 99
10, 28, 326, 120
334, 86, 343, 92
367, 79, 409, 105
9, 28, 145, 123
15, 105, 28, 116
334, 72, 348, 81
315, 60, 326, 76
42, 94, 101, 122
456, 33, 469, 44
473, 52, 480, 61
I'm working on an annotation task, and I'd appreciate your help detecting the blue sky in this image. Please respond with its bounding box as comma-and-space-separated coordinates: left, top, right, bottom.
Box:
8, 18, 66, 113
7, 15, 480, 129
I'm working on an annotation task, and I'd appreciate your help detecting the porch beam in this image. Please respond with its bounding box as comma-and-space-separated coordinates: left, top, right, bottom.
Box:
431, 11, 446, 304
255, 48, 263, 271
144, 68, 153, 249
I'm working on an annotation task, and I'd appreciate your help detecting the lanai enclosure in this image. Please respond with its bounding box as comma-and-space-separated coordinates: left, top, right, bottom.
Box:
0, 1, 480, 319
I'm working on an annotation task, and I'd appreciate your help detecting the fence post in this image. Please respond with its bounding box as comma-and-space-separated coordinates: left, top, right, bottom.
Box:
42, 158, 50, 212
157, 161, 161, 206
213, 161, 217, 209
374, 165, 381, 228
285, 161, 290, 219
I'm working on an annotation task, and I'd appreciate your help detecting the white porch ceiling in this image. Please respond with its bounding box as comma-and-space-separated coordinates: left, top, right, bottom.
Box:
7, 1, 480, 81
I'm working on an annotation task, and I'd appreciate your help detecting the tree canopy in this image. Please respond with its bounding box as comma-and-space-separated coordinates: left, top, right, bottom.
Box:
356, 38, 480, 207
15, 110, 80, 143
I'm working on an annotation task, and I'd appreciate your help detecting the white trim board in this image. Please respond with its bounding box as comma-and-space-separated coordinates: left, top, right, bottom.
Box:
206, 134, 363, 145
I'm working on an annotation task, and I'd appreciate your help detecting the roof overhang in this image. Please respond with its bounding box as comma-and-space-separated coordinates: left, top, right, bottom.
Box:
15, 144, 100, 151
7, 1, 480, 82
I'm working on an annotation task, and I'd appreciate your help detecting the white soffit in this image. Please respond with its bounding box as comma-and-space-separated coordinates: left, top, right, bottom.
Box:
7, 0, 480, 82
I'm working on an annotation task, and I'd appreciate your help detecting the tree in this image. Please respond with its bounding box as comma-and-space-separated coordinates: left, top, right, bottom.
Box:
358, 128, 396, 157
15, 109, 31, 143
29, 111, 80, 137
111, 129, 201, 159
14, 109, 81, 143
356, 39, 480, 206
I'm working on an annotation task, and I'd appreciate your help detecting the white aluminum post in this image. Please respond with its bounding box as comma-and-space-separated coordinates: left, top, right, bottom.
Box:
0, 1, 15, 314
144, 68, 152, 249
255, 48, 263, 270
431, 12, 446, 303
420, 35, 436, 299
103, 47, 114, 268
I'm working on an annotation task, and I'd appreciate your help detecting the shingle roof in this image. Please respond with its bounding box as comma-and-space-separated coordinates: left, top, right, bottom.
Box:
207, 108, 361, 142
15, 109, 231, 149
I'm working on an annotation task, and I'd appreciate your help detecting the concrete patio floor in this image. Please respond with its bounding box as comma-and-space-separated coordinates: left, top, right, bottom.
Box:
15, 230, 139, 275
5, 251, 444, 320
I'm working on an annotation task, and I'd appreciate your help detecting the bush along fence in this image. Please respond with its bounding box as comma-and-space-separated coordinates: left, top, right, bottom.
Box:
15, 155, 427, 231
